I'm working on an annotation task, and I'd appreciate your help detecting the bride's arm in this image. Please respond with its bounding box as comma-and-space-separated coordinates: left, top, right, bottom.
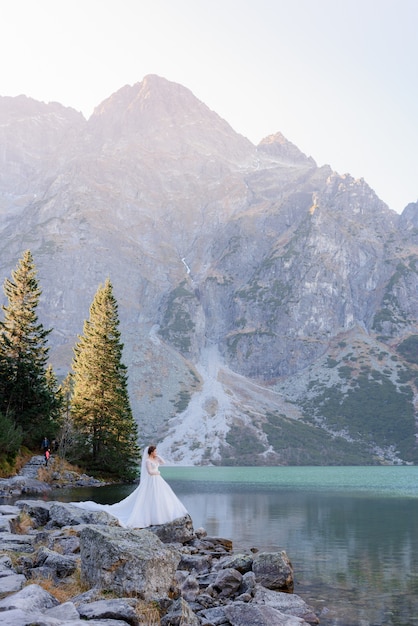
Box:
156, 455, 165, 465
146, 459, 160, 475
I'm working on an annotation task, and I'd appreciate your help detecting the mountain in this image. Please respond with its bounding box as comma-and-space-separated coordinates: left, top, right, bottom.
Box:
1, 75, 418, 466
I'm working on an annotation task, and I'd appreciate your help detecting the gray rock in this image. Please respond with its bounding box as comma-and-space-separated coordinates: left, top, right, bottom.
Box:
213, 567, 243, 598
79, 525, 181, 600
0, 607, 41, 626
224, 600, 308, 625
146, 514, 195, 544
9, 476, 51, 496
179, 573, 200, 602
178, 552, 212, 573
0, 554, 14, 572
0, 583, 59, 612
15, 500, 52, 527
43, 600, 80, 621
49, 533, 80, 554
77, 598, 139, 625
218, 553, 254, 574
197, 604, 229, 625
0, 505, 20, 515
34, 546, 79, 578
239, 571, 257, 595
252, 551, 294, 592
253, 586, 319, 624
0, 573, 26, 593
70, 586, 105, 606
160, 597, 200, 626
0, 516, 14, 532
0, 533, 35, 553
47, 502, 120, 528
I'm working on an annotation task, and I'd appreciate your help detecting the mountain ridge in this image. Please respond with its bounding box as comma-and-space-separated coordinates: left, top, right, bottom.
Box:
1, 75, 417, 466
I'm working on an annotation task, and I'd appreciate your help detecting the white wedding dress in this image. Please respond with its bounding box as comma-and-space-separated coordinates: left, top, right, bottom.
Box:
71, 449, 188, 528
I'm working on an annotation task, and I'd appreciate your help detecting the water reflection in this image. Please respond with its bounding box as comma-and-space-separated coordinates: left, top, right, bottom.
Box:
171, 479, 418, 626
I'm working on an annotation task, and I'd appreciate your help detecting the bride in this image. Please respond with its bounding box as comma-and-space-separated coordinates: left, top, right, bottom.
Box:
71, 445, 189, 528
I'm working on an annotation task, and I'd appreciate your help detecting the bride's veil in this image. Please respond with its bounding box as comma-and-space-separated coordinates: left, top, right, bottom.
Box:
139, 446, 150, 487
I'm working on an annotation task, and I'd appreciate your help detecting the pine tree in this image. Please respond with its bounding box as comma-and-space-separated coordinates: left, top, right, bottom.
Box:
0, 250, 58, 447
57, 373, 75, 460
0, 412, 22, 472
71, 279, 140, 481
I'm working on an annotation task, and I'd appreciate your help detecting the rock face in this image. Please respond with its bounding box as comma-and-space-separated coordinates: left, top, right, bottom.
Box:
0, 500, 319, 625
1, 75, 418, 465
79, 525, 181, 599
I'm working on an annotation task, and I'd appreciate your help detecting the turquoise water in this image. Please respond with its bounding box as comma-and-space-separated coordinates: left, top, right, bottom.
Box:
163, 464, 418, 496
161, 466, 418, 626
48, 466, 418, 625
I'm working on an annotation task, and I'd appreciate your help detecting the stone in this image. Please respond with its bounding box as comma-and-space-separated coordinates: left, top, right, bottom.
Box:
253, 586, 319, 624
213, 567, 243, 598
178, 552, 212, 573
33, 546, 79, 578
15, 500, 52, 527
146, 514, 195, 544
224, 600, 308, 625
0, 533, 35, 553
179, 573, 200, 602
239, 571, 257, 595
0, 583, 59, 612
160, 597, 200, 626
252, 551, 294, 592
197, 605, 229, 625
79, 525, 181, 600
44, 600, 80, 621
77, 598, 139, 625
0, 573, 26, 594
49, 533, 80, 554
219, 552, 254, 574
0, 554, 14, 571
46, 502, 120, 528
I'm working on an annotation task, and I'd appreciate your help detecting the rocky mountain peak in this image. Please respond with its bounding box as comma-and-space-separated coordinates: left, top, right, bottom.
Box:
87, 75, 254, 164
257, 131, 316, 166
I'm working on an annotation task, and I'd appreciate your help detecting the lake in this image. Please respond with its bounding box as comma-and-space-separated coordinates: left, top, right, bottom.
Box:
37, 466, 418, 625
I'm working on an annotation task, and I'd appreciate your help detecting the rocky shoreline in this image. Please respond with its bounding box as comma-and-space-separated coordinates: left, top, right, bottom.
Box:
0, 458, 321, 625
0, 455, 106, 500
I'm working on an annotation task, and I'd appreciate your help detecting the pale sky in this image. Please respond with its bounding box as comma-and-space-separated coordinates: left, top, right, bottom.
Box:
1, 0, 417, 214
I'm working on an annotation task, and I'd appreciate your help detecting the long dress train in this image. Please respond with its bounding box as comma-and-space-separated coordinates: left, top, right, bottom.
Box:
71, 451, 188, 528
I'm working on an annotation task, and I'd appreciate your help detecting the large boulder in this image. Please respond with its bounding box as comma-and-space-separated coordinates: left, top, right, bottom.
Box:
79, 525, 181, 600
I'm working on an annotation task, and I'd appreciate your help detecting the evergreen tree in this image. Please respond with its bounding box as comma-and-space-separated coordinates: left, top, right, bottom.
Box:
0, 412, 22, 474
71, 279, 140, 481
0, 250, 58, 447
57, 373, 76, 460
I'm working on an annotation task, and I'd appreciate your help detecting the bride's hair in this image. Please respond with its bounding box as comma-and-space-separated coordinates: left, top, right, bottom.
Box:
148, 445, 156, 456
